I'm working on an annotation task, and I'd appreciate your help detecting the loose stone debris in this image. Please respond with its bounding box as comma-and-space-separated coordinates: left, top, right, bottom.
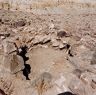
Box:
0, 8, 96, 95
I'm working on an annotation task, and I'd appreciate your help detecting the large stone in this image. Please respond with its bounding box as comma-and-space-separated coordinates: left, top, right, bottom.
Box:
33, 35, 51, 45
2, 54, 24, 74
59, 43, 66, 50
54, 74, 70, 93
1, 39, 24, 74
0, 78, 13, 95
80, 71, 96, 89
69, 76, 93, 95
2, 39, 16, 54
51, 39, 59, 47
31, 72, 52, 95
67, 45, 95, 71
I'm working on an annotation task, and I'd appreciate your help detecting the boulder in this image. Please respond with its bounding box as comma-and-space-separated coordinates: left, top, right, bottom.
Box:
33, 35, 51, 45
0, 77, 14, 95
2, 39, 16, 54
69, 76, 93, 95
1, 39, 24, 73
31, 72, 52, 95
57, 31, 68, 38
80, 71, 96, 89
2, 54, 24, 74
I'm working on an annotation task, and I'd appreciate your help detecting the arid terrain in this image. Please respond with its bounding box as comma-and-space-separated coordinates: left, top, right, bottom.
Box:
0, 2, 96, 95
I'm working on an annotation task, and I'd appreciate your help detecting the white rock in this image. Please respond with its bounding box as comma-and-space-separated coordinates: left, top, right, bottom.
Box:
52, 40, 59, 47
55, 74, 70, 93
59, 43, 65, 49
49, 23, 55, 29
2, 54, 24, 74
62, 40, 67, 44
3, 39, 16, 54
55, 74, 66, 87
1, 36, 5, 39
40, 35, 51, 44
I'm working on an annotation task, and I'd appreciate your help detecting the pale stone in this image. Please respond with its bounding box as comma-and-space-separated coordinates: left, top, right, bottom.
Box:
49, 23, 55, 29
52, 40, 59, 47
2, 54, 24, 74
59, 43, 66, 49
3, 39, 16, 54
69, 76, 93, 95
33, 35, 51, 45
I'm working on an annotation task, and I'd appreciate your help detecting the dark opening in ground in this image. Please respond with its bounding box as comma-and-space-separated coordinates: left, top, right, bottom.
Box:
18, 45, 31, 80
0, 89, 7, 95
58, 91, 76, 95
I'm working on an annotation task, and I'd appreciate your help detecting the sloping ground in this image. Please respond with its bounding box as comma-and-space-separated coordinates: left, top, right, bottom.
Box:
0, 0, 96, 14
0, 6, 96, 95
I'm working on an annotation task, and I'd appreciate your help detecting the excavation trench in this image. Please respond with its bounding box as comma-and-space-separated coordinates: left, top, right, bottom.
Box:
17, 45, 31, 80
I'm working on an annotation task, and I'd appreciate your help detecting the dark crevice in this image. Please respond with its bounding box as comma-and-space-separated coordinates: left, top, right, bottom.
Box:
17, 45, 31, 80
0, 89, 7, 95
23, 64, 31, 80
68, 50, 74, 57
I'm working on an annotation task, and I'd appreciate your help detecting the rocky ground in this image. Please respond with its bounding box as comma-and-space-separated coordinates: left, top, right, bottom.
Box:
0, 9, 96, 95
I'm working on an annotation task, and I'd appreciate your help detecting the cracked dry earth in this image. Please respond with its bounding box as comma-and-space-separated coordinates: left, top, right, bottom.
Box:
0, 9, 96, 95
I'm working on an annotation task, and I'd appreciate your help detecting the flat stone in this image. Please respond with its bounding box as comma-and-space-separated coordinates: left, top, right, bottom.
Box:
2, 54, 24, 74
33, 35, 51, 45
10, 55, 25, 74
69, 76, 93, 95
3, 39, 17, 54
31, 72, 52, 95
59, 43, 66, 49
52, 40, 59, 47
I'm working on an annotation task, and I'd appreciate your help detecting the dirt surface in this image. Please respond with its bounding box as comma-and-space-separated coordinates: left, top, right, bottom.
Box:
0, 9, 96, 95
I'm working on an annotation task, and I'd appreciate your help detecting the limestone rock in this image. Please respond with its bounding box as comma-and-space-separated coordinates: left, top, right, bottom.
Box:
2, 39, 24, 73
80, 71, 96, 89
10, 55, 25, 74
54, 74, 70, 93
67, 46, 94, 70
49, 23, 55, 29
59, 43, 66, 49
31, 72, 52, 95
33, 35, 51, 45
69, 76, 93, 95
52, 40, 59, 47
3, 39, 16, 54
0, 78, 14, 95
2, 54, 24, 74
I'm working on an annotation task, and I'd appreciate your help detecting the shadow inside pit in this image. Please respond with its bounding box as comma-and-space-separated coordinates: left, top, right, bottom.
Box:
57, 91, 76, 95
23, 64, 31, 80
18, 45, 31, 80
0, 89, 7, 95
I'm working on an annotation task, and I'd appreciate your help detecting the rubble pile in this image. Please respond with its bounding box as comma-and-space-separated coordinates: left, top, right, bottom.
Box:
0, 9, 95, 95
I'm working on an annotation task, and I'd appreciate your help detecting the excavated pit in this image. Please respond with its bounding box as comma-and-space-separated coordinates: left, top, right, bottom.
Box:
0, 0, 96, 95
